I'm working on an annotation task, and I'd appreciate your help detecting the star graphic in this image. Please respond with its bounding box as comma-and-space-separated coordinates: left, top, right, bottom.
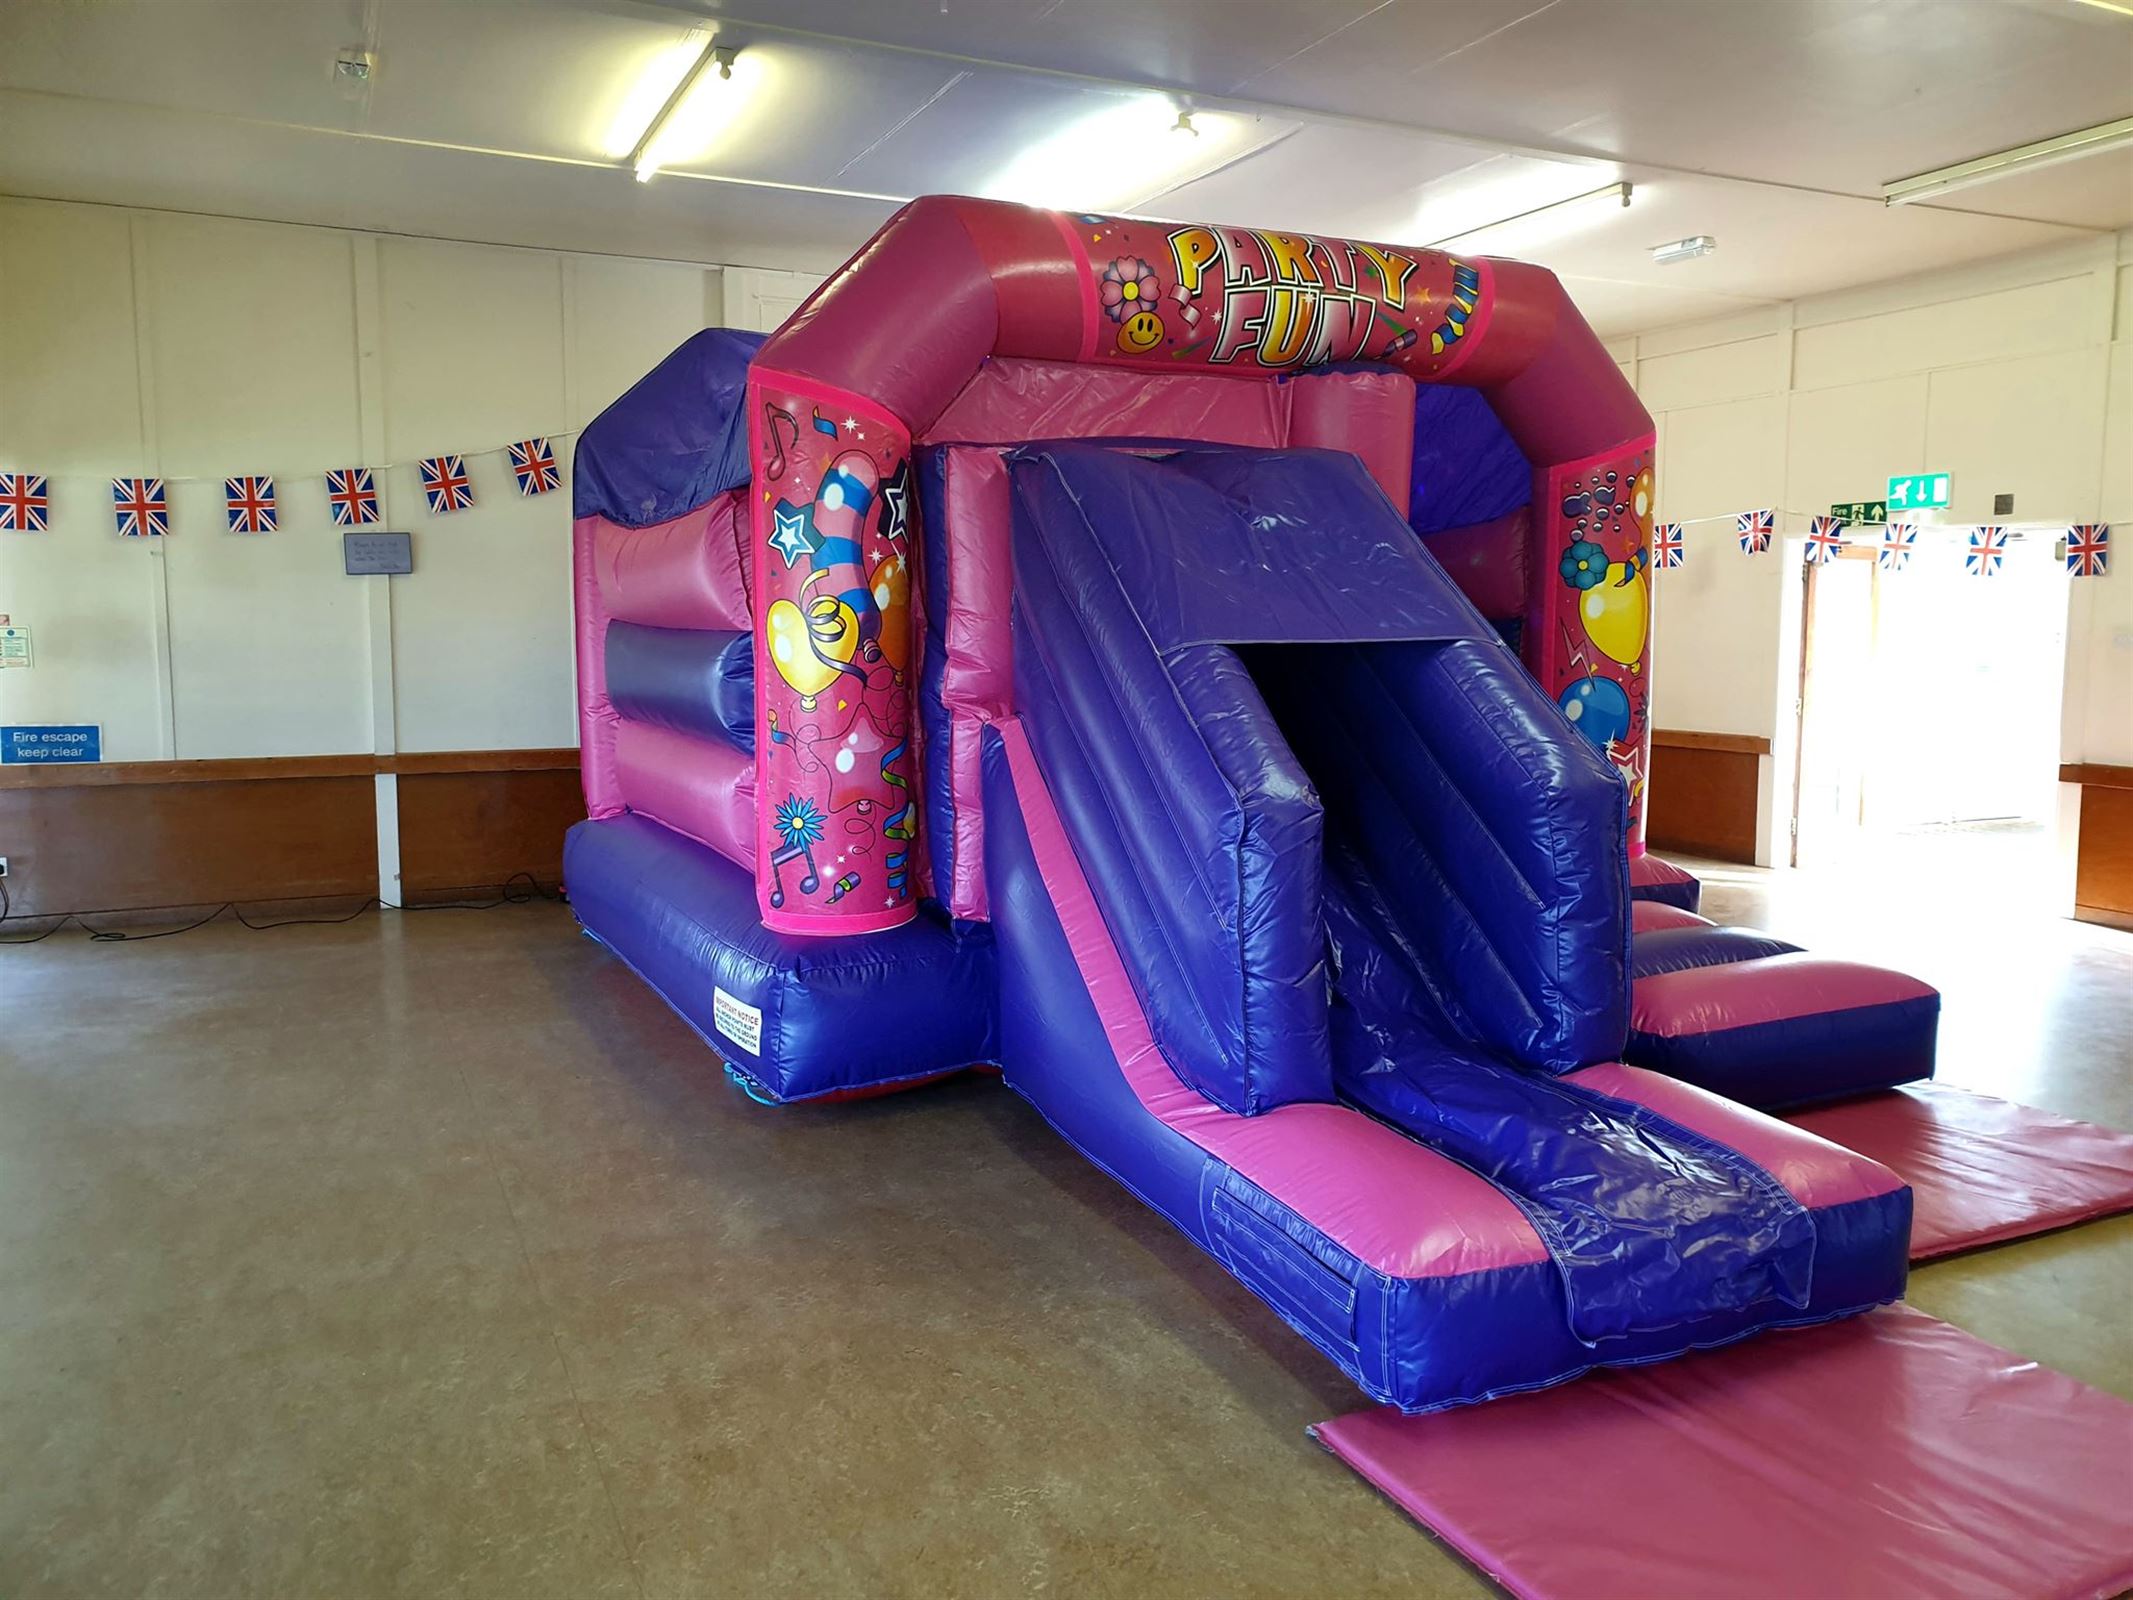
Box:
880, 459, 911, 547
767, 502, 819, 569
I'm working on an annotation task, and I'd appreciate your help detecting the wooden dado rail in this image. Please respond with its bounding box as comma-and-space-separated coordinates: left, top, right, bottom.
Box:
2061, 763, 2133, 923
0, 748, 586, 919
1646, 728, 1771, 864
0, 747, 578, 789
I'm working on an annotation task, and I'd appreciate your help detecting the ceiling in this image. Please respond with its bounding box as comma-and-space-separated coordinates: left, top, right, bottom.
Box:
1, 0, 2128, 336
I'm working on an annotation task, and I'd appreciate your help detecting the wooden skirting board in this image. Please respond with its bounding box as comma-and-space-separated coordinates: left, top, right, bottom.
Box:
0, 749, 584, 918
2061, 763, 2133, 925
1646, 728, 1770, 864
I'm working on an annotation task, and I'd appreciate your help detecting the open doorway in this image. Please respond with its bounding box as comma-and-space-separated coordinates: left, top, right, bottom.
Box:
1789, 528, 2068, 914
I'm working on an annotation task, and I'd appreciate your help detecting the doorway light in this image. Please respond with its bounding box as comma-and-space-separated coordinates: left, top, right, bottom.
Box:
1882, 116, 2133, 205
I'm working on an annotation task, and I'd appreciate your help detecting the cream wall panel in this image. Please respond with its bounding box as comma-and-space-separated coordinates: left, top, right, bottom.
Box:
383, 462, 576, 753
1792, 274, 2094, 393
570, 256, 717, 428
141, 215, 371, 757
1923, 348, 2107, 523
143, 216, 362, 474
0, 204, 162, 759
1635, 335, 1786, 414
161, 483, 372, 759
2114, 264, 2131, 343
1784, 375, 1929, 512
377, 237, 572, 752
1647, 395, 1788, 739
2066, 341, 2132, 766
0, 202, 143, 467
379, 238, 567, 458
0, 534, 166, 761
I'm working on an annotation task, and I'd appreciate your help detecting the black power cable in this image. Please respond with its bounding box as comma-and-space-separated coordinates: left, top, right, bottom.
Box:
0, 872, 564, 945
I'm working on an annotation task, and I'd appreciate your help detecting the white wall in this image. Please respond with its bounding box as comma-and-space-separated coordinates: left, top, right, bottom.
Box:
0, 198, 830, 763
1611, 230, 2133, 863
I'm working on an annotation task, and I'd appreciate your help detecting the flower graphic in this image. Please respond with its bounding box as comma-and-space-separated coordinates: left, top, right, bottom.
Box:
1099, 256, 1160, 324
774, 794, 826, 852
1559, 538, 1609, 590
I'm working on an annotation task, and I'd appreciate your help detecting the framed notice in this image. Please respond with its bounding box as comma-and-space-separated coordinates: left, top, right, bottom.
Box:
343, 531, 413, 576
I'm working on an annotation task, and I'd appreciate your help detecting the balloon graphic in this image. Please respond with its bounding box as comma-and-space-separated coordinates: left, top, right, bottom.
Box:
765, 594, 861, 710
1579, 562, 1648, 666
1559, 676, 1632, 750
869, 553, 910, 677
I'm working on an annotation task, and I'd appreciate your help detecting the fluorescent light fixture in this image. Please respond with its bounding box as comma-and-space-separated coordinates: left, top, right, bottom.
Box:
983, 94, 1237, 212
614, 33, 747, 183
1650, 234, 1717, 264
1882, 115, 2133, 205
1425, 181, 1632, 250
2070, 0, 2133, 17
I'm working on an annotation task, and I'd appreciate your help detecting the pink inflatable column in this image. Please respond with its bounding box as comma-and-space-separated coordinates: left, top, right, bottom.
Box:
745, 377, 920, 936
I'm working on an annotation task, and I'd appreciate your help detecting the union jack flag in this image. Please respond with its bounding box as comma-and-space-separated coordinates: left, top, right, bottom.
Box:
112, 477, 168, 538
1966, 525, 2008, 577
2066, 524, 2110, 578
508, 437, 559, 496
1737, 508, 1773, 554
0, 472, 49, 532
327, 467, 379, 527
1653, 522, 1684, 569
1879, 523, 1917, 571
224, 475, 276, 534
1804, 515, 1846, 565
420, 455, 473, 515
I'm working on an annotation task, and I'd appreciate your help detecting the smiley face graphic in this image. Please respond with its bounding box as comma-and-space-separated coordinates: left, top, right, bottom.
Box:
1117, 309, 1165, 353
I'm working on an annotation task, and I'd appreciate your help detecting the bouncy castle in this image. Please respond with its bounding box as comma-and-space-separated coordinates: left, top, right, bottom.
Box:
563, 197, 1951, 1415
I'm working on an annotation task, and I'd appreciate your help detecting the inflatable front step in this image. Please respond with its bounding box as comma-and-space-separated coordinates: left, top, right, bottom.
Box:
1629, 854, 1701, 911
565, 814, 997, 1102
1627, 908, 1940, 1111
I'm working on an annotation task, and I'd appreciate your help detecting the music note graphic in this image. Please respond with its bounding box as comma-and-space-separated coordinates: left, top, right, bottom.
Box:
763, 403, 801, 480
768, 839, 821, 910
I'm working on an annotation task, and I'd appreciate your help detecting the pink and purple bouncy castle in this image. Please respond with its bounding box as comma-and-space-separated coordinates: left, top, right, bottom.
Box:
565, 197, 1937, 1412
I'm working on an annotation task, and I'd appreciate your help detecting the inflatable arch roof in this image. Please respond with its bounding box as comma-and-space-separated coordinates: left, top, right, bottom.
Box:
738, 196, 1655, 935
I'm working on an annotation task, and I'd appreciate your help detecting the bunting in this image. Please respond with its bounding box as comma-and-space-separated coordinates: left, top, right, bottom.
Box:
420, 455, 474, 515
1966, 526, 2008, 577
1736, 509, 1773, 554
2066, 524, 2110, 578
327, 467, 380, 527
112, 477, 168, 538
0, 472, 49, 532
509, 438, 559, 496
1803, 515, 1846, 565
1879, 523, 1917, 571
1653, 522, 1684, 569
224, 475, 277, 534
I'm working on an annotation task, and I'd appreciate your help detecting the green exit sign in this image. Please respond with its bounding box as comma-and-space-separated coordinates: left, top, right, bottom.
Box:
1886, 472, 1951, 510
1829, 500, 1887, 525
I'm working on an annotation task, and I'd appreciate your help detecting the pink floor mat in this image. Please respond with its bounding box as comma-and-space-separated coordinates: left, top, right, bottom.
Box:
1786, 1082, 2133, 1260
1314, 1305, 2133, 1600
